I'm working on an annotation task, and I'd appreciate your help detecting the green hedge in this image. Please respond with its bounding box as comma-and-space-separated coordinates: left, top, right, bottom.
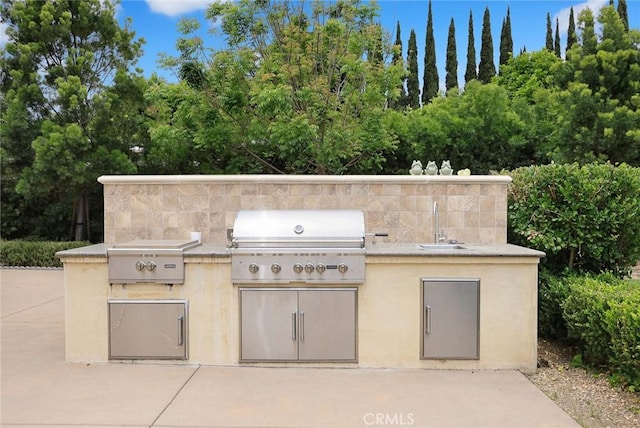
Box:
508, 162, 640, 277
562, 274, 640, 390
0, 240, 91, 268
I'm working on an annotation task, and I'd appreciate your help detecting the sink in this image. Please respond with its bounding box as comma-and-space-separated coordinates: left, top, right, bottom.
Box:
418, 244, 466, 250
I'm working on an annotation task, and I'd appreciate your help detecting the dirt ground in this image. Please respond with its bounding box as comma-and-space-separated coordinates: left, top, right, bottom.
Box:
525, 339, 640, 427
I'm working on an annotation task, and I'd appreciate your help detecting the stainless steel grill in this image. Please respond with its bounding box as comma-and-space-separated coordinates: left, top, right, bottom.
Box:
108, 239, 200, 285
231, 210, 366, 284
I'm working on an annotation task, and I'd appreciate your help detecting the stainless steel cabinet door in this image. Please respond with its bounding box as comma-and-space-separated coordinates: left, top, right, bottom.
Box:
240, 289, 298, 361
108, 300, 187, 360
422, 279, 479, 359
298, 289, 356, 361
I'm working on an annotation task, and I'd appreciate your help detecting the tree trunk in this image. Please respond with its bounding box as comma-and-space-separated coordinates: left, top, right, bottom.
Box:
71, 193, 90, 241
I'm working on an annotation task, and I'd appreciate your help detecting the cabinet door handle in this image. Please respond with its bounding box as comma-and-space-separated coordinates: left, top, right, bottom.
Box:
292, 312, 297, 340
178, 315, 185, 346
300, 311, 305, 341
425, 306, 432, 335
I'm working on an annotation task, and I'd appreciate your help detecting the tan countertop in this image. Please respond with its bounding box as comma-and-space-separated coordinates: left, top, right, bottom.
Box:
57, 242, 544, 260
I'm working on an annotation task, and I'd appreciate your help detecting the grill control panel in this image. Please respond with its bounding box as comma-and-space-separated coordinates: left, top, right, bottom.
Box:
231, 252, 365, 284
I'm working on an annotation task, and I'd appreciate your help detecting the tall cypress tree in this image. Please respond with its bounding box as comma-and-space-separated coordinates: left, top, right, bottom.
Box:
390, 21, 407, 110
554, 18, 561, 57
499, 6, 513, 67
617, 0, 629, 31
445, 18, 458, 93
567, 7, 577, 55
464, 10, 477, 83
545, 12, 554, 51
422, 0, 439, 104
478, 6, 495, 83
407, 29, 420, 108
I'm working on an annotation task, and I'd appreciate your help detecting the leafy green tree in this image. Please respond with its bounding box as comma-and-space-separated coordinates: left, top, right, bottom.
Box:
1, 0, 143, 240
554, 18, 561, 57
464, 10, 477, 83
422, 0, 438, 104
545, 12, 554, 51
567, 7, 577, 56
617, 0, 629, 31
407, 29, 421, 108
445, 18, 458, 94
478, 7, 495, 83
407, 81, 526, 173
551, 6, 640, 165
495, 50, 561, 101
499, 7, 513, 67
389, 21, 407, 110
182, 0, 404, 174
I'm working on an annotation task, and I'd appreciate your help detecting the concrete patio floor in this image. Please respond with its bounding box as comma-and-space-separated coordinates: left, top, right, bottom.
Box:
1, 268, 580, 427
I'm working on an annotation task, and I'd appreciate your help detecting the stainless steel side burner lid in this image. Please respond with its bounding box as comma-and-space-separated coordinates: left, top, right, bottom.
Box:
231, 210, 366, 284
108, 239, 200, 285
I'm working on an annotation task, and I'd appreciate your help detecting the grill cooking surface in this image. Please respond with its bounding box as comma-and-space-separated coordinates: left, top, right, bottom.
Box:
231, 210, 365, 284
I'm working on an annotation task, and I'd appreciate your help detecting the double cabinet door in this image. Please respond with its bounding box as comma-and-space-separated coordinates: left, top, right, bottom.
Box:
240, 288, 357, 362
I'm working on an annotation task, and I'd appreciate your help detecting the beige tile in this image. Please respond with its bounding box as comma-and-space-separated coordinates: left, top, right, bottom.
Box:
382, 183, 402, 195
447, 212, 465, 229
449, 195, 479, 212
480, 195, 496, 212
464, 211, 480, 228
210, 195, 226, 212
368, 184, 383, 196
480, 213, 497, 228
384, 211, 399, 228
366, 211, 385, 228
401, 184, 418, 196
115, 227, 132, 243
400, 195, 417, 212
350, 183, 368, 195
210, 183, 226, 196
399, 211, 417, 229
447, 184, 464, 195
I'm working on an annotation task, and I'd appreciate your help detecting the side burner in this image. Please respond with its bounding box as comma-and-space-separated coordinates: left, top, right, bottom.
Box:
107, 239, 200, 285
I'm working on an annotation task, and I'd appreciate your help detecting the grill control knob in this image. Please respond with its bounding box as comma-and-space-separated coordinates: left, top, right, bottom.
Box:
293, 263, 303, 274
338, 263, 348, 273
305, 263, 315, 273
248, 263, 259, 274
316, 263, 326, 274
271, 263, 282, 274
146, 261, 157, 271
135, 261, 146, 271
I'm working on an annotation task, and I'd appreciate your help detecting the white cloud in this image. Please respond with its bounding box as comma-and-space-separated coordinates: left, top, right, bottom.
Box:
554, 0, 607, 36
145, 0, 212, 17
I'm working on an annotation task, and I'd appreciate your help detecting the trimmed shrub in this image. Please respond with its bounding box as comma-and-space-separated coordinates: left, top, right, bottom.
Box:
0, 240, 90, 268
507, 162, 640, 277
538, 269, 571, 339
562, 274, 640, 389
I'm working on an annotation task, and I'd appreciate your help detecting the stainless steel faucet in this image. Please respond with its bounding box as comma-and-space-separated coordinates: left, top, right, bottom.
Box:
433, 201, 440, 244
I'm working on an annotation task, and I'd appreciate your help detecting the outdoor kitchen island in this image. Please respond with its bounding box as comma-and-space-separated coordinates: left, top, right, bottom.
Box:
58, 174, 544, 371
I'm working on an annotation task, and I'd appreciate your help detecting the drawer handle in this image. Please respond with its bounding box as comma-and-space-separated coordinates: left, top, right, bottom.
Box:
292, 312, 297, 340
178, 315, 185, 346
425, 306, 432, 335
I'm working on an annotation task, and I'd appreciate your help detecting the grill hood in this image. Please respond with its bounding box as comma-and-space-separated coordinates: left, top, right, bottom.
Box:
231, 210, 365, 249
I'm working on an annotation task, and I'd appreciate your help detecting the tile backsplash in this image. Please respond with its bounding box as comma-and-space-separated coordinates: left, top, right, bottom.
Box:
100, 175, 510, 245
